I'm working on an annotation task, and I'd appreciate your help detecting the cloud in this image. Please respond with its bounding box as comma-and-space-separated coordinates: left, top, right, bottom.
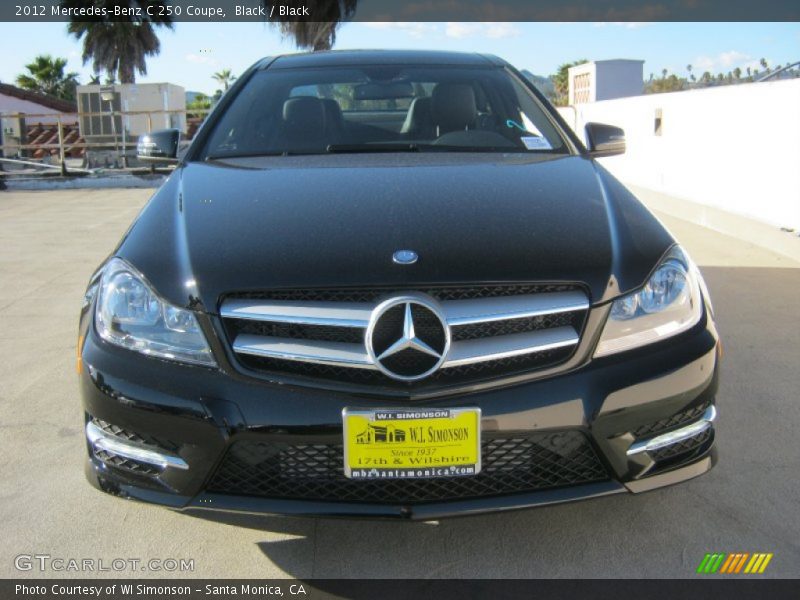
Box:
185, 53, 219, 67
691, 50, 766, 74
718, 50, 751, 67
444, 22, 521, 39
361, 22, 437, 38
484, 23, 522, 38
444, 23, 482, 38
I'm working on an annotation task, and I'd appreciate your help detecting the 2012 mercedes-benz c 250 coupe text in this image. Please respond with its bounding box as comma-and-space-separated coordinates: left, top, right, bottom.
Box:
79, 50, 720, 519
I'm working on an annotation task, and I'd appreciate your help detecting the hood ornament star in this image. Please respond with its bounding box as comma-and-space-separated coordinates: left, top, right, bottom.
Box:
366, 294, 450, 381
377, 303, 442, 361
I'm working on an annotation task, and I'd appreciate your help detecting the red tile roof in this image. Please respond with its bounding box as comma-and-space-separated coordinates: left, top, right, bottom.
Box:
0, 82, 77, 114
24, 123, 85, 158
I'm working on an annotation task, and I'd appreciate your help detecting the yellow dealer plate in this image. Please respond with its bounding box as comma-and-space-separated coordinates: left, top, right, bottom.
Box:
342, 407, 481, 479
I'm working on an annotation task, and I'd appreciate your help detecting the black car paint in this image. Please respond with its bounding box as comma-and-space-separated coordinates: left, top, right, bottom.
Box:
79, 50, 719, 518
115, 155, 673, 312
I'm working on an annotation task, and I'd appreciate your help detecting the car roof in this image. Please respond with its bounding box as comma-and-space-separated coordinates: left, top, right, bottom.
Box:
261, 50, 507, 70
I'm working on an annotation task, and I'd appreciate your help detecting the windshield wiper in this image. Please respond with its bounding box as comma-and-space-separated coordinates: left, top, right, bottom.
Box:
325, 143, 422, 154
326, 143, 537, 154
205, 150, 321, 161
423, 144, 529, 153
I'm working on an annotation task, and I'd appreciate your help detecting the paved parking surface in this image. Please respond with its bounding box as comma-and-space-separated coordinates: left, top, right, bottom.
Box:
0, 188, 798, 578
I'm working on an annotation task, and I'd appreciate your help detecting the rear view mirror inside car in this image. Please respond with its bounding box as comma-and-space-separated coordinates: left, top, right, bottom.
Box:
353, 81, 414, 101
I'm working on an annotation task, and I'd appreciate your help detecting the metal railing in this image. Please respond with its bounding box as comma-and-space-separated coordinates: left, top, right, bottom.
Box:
0, 107, 211, 177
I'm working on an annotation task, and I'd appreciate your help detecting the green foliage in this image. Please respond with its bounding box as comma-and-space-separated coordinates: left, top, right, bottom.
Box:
15, 54, 79, 101
551, 59, 588, 106
329, 84, 354, 111
213, 69, 236, 92
63, 0, 173, 83
187, 92, 212, 118
645, 73, 685, 94
264, 0, 358, 51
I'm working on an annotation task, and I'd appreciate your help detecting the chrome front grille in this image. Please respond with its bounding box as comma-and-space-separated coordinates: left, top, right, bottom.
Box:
220, 285, 589, 389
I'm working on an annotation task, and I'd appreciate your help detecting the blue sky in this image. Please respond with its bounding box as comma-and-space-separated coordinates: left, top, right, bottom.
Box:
1, 22, 798, 94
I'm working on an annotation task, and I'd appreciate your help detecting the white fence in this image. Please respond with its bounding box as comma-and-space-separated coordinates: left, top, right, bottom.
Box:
558, 79, 800, 231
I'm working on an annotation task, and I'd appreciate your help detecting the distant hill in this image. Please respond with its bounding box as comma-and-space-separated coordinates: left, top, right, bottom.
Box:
520, 70, 555, 99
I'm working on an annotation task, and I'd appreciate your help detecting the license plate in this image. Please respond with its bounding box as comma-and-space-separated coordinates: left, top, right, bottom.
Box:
342, 407, 481, 479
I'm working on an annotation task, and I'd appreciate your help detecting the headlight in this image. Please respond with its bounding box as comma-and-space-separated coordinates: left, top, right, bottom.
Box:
95, 258, 216, 366
594, 246, 705, 357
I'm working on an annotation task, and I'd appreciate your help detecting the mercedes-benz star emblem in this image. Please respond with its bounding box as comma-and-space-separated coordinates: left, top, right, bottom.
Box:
365, 294, 450, 382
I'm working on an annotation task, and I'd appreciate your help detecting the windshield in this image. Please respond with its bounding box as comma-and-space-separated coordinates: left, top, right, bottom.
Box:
200, 65, 569, 159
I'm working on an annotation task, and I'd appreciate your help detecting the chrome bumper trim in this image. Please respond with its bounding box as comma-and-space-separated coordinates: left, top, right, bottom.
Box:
442, 326, 579, 368
233, 326, 580, 370
221, 291, 589, 329
86, 421, 189, 470
220, 299, 373, 328
443, 291, 589, 326
233, 335, 375, 369
626, 405, 717, 457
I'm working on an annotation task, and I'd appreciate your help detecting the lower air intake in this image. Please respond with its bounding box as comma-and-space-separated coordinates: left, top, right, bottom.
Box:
207, 431, 608, 504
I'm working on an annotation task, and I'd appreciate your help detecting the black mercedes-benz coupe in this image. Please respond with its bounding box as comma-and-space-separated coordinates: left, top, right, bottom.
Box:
79, 50, 719, 519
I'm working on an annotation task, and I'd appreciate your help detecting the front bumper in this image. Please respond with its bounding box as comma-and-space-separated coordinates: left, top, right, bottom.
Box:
79, 306, 720, 520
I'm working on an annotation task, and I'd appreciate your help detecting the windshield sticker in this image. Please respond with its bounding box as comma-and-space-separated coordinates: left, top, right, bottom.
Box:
521, 136, 552, 150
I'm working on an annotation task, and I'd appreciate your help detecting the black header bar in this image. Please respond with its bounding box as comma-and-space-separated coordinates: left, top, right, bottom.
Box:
1, 0, 799, 22
4, 579, 800, 600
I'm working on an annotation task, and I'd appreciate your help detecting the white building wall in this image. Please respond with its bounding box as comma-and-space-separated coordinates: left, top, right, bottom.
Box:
567, 63, 595, 105
76, 83, 186, 137
558, 79, 800, 230
0, 93, 69, 124
594, 60, 644, 101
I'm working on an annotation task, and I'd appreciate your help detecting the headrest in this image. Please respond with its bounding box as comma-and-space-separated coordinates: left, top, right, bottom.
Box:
282, 97, 325, 131
431, 83, 477, 134
401, 96, 432, 134
321, 98, 343, 121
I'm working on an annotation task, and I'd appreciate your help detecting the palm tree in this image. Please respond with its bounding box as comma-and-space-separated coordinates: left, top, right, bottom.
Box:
661, 68, 668, 79
263, 0, 358, 51
733, 67, 742, 81
213, 69, 235, 92
15, 54, 79, 101
63, 1, 173, 84
88, 73, 116, 85
759, 58, 769, 74
686, 64, 692, 77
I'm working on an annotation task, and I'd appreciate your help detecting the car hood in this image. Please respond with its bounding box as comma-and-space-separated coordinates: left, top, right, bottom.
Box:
117, 153, 674, 311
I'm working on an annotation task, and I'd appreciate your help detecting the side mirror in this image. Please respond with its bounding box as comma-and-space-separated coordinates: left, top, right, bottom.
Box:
137, 129, 180, 163
585, 122, 626, 158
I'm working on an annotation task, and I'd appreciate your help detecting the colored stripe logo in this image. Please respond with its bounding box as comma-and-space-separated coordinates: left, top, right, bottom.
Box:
696, 553, 773, 574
